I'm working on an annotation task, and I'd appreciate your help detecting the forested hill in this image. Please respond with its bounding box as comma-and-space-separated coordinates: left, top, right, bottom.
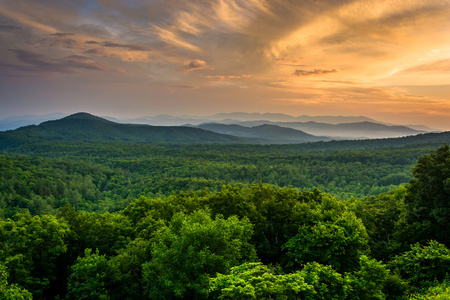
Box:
235, 120, 425, 139
195, 123, 330, 143
0, 112, 253, 149
1, 112, 450, 151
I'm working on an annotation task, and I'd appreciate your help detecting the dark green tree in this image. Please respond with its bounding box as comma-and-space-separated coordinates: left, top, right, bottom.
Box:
67, 249, 111, 300
388, 240, 450, 293
283, 210, 369, 273
142, 209, 257, 299
0, 263, 32, 300
349, 187, 407, 261
0, 213, 69, 299
404, 145, 450, 245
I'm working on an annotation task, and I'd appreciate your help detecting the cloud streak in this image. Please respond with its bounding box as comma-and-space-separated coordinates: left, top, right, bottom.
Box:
403, 59, 450, 74
0, 24, 22, 30
101, 41, 152, 52
5, 49, 123, 75
293, 69, 337, 76
50, 32, 74, 37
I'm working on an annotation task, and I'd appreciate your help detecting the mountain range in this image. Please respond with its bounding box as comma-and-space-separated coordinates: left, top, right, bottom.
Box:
193, 123, 330, 143
0, 112, 449, 150
103, 112, 382, 126
0, 112, 436, 140
231, 120, 424, 139
0, 113, 250, 150
0, 113, 66, 131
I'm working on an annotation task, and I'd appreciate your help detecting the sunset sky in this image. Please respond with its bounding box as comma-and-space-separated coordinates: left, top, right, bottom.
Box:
1, 0, 450, 129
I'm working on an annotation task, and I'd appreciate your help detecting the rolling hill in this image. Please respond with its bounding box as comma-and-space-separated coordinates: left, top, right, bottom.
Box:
195, 123, 330, 143
0, 112, 447, 151
236, 120, 426, 139
0, 113, 252, 150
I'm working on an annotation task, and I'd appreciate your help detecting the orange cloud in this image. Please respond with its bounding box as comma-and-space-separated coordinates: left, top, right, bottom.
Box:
293, 69, 337, 76
403, 59, 450, 74
206, 74, 253, 81
180, 59, 207, 73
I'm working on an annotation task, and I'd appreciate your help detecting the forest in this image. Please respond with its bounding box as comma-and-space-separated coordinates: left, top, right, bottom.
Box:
1, 138, 450, 299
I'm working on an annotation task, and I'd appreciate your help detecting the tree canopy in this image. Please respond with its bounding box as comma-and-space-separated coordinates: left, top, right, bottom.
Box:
1, 142, 450, 299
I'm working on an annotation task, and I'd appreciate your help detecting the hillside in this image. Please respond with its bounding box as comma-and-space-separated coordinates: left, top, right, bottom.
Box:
195, 123, 330, 143
237, 120, 426, 139
0, 112, 251, 150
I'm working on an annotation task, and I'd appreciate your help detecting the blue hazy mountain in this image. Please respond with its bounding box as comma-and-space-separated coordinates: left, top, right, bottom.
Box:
194, 123, 330, 143
235, 120, 427, 139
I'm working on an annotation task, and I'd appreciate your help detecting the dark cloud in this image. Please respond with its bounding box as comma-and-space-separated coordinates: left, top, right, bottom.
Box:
0, 25, 22, 30
78, 23, 112, 38
293, 69, 337, 76
37, 37, 77, 49
102, 41, 151, 51
67, 55, 87, 59
7, 49, 120, 74
64, 55, 110, 71
50, 32, 75, 37
10, 49, 54, 69
85, 40, 101, 44
62, 38, 77, 48
180, 59, 207, 73
84, 48, 104, 55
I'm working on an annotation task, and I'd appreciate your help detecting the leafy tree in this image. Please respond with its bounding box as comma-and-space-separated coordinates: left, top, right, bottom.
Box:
0, 263, 32, 300
67, 249, 111, 300
283, 210, 369, 273
211, 258, 397, 300
106, 238, 154, 300
388, 241, 450, 292
345, 255, 398, 300
404, 145, 450, 245
349, 187, 407, 261
58, 205, 133, 258
409, 281, 450, 299
142, 209, 257, 299
299, 262, 350, 299
0, 213, 69, 299
209, 262, 314, 299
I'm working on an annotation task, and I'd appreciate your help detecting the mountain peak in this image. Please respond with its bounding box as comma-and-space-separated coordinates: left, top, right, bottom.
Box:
63, 112, 112, 123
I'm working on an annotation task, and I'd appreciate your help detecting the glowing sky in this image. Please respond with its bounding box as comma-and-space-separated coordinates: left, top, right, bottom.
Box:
1, 0, 450, 129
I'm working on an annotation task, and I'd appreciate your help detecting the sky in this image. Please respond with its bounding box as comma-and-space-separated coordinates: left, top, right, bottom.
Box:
1, 0, 450, 130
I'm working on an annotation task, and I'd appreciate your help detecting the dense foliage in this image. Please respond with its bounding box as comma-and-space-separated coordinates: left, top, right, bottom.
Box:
1, 140, 447, 217
0, 139, 449, 299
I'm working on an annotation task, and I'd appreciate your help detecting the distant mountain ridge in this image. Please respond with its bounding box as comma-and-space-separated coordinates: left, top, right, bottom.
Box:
106, 113, 381, 127
0, 113, 67, 131
206, 112, 378, 124
0, 113, 252, 150
110, 113, 434, 139
0, 112, 449, 151
235, 120, 426, 139
194, 123, 330, 143
0, 112, 436, 140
